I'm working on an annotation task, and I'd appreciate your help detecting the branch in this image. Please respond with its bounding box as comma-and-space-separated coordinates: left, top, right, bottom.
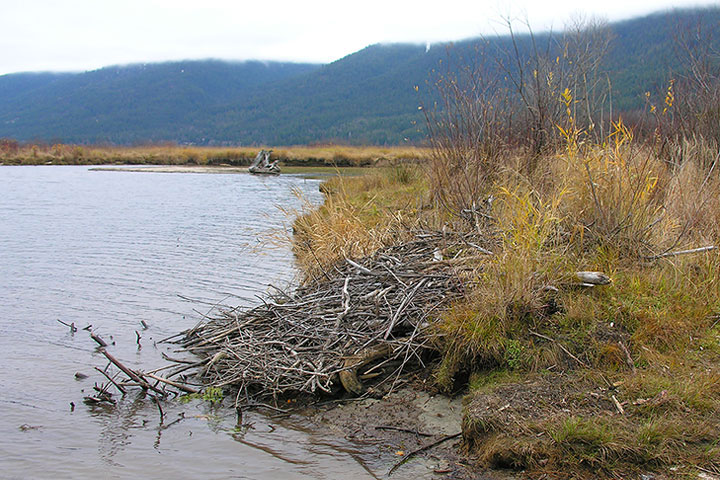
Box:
644, 245, 717, 260
388, 432, 462, 475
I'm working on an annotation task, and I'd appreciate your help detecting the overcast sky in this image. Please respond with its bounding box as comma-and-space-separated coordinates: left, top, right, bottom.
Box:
0, 0, 717, 75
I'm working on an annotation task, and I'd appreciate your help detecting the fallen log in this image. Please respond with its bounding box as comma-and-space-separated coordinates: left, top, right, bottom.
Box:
339, 344, 393, 395
575, 271, 611, 285
644, 245, 717, 260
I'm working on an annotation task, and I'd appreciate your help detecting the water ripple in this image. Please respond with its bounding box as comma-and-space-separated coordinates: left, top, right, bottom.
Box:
0, 166, 402, 480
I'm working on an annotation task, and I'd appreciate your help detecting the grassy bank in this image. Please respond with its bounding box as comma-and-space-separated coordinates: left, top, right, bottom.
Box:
0, 143, 431, 167
290, 130, 720, 478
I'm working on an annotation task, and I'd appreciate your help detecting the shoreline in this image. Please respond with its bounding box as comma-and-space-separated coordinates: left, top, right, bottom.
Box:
89, 164, 373, 176
90, 165, 250, 174
301, 386, 480, 479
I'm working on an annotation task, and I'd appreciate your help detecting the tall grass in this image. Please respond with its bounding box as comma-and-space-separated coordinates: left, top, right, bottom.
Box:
285, 166, 428, 283
0, 143, 432, 167
418, 23, 720, 474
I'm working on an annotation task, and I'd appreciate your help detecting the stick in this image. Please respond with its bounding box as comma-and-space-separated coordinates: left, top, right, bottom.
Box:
153, 396, 165, 424
644, 245, 717, 260
100, 349, 165, 395
157, 331, 186, 344
617, 341, 636, 374
374, 425, 434, 437
388, 432, 462, 475
695, 465, 720, 476
346, 258, 379, 276
464, 241, 493, 255
57, 319, 77, 332
161, 353, 196, 364
529, 331, 588, 367
611, 395, 625, 415
90, 332, 108, 347
243, 402, 290, 414
340, 276, 351, 319
144, 372, 199, 394
94, 366, 127, 394
384, 279, 426, 340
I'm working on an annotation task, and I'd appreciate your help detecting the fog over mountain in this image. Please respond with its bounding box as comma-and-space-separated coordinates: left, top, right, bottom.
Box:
1, 7, 718, 145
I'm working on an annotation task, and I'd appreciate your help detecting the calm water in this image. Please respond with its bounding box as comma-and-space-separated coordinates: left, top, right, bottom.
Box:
0, 166, 400, 479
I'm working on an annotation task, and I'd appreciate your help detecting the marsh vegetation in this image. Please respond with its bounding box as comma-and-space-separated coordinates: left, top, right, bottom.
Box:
285, 16, 720, 479
0, 142, 430, 168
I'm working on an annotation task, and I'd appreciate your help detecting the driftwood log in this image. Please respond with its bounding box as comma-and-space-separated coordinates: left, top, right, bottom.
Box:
248, 149, 280, 175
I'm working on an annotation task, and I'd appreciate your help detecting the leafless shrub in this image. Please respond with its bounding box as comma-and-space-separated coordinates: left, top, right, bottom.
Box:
423, 42, 512, 215
424, 17, 613, 217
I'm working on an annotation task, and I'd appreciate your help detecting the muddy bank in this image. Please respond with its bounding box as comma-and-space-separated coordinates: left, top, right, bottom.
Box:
303, 387, 473, 479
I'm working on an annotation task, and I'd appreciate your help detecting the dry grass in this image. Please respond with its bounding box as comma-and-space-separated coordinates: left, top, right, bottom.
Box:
0, 143, 432, 167
403, 118, 719, 476
284, 127, 720, 479
463, 356, 720, 478
284, 165, 430, 283
451, 145, 720, 476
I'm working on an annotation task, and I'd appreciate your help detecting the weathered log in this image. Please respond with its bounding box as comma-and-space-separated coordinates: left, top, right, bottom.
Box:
644, 245, 717, 260
339, 344, 393, 395
248, 149, 280, 174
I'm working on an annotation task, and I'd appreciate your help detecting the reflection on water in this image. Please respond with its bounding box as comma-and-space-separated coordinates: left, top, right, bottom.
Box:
1, 166, 407, 479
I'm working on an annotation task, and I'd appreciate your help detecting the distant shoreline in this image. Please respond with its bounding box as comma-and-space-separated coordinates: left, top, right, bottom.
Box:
90, 165, 249, 174
89, 164, 373, 177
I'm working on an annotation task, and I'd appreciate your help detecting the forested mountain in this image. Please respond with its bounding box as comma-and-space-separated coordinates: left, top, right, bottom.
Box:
0, 7, 717, 145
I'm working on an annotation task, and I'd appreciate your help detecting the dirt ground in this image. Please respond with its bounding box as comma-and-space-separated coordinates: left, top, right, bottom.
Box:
296, 375, 712, 480
302, 384, 517, 480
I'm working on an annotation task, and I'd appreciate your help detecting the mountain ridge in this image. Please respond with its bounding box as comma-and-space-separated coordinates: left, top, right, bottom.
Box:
1, 7, 718, 145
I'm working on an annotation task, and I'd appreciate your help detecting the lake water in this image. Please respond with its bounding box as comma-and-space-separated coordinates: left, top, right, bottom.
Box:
0, 166, 402, 479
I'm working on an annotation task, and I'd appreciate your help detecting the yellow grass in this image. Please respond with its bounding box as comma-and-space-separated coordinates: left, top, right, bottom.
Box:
0, 143, 433, 167
289, 124, 720, 477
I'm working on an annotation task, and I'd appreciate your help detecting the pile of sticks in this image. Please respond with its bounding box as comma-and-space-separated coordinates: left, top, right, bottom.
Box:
171, 230, 489, 398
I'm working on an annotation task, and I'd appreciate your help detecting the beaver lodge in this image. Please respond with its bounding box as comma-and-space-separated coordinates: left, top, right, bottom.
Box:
161, 229, 485, 401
